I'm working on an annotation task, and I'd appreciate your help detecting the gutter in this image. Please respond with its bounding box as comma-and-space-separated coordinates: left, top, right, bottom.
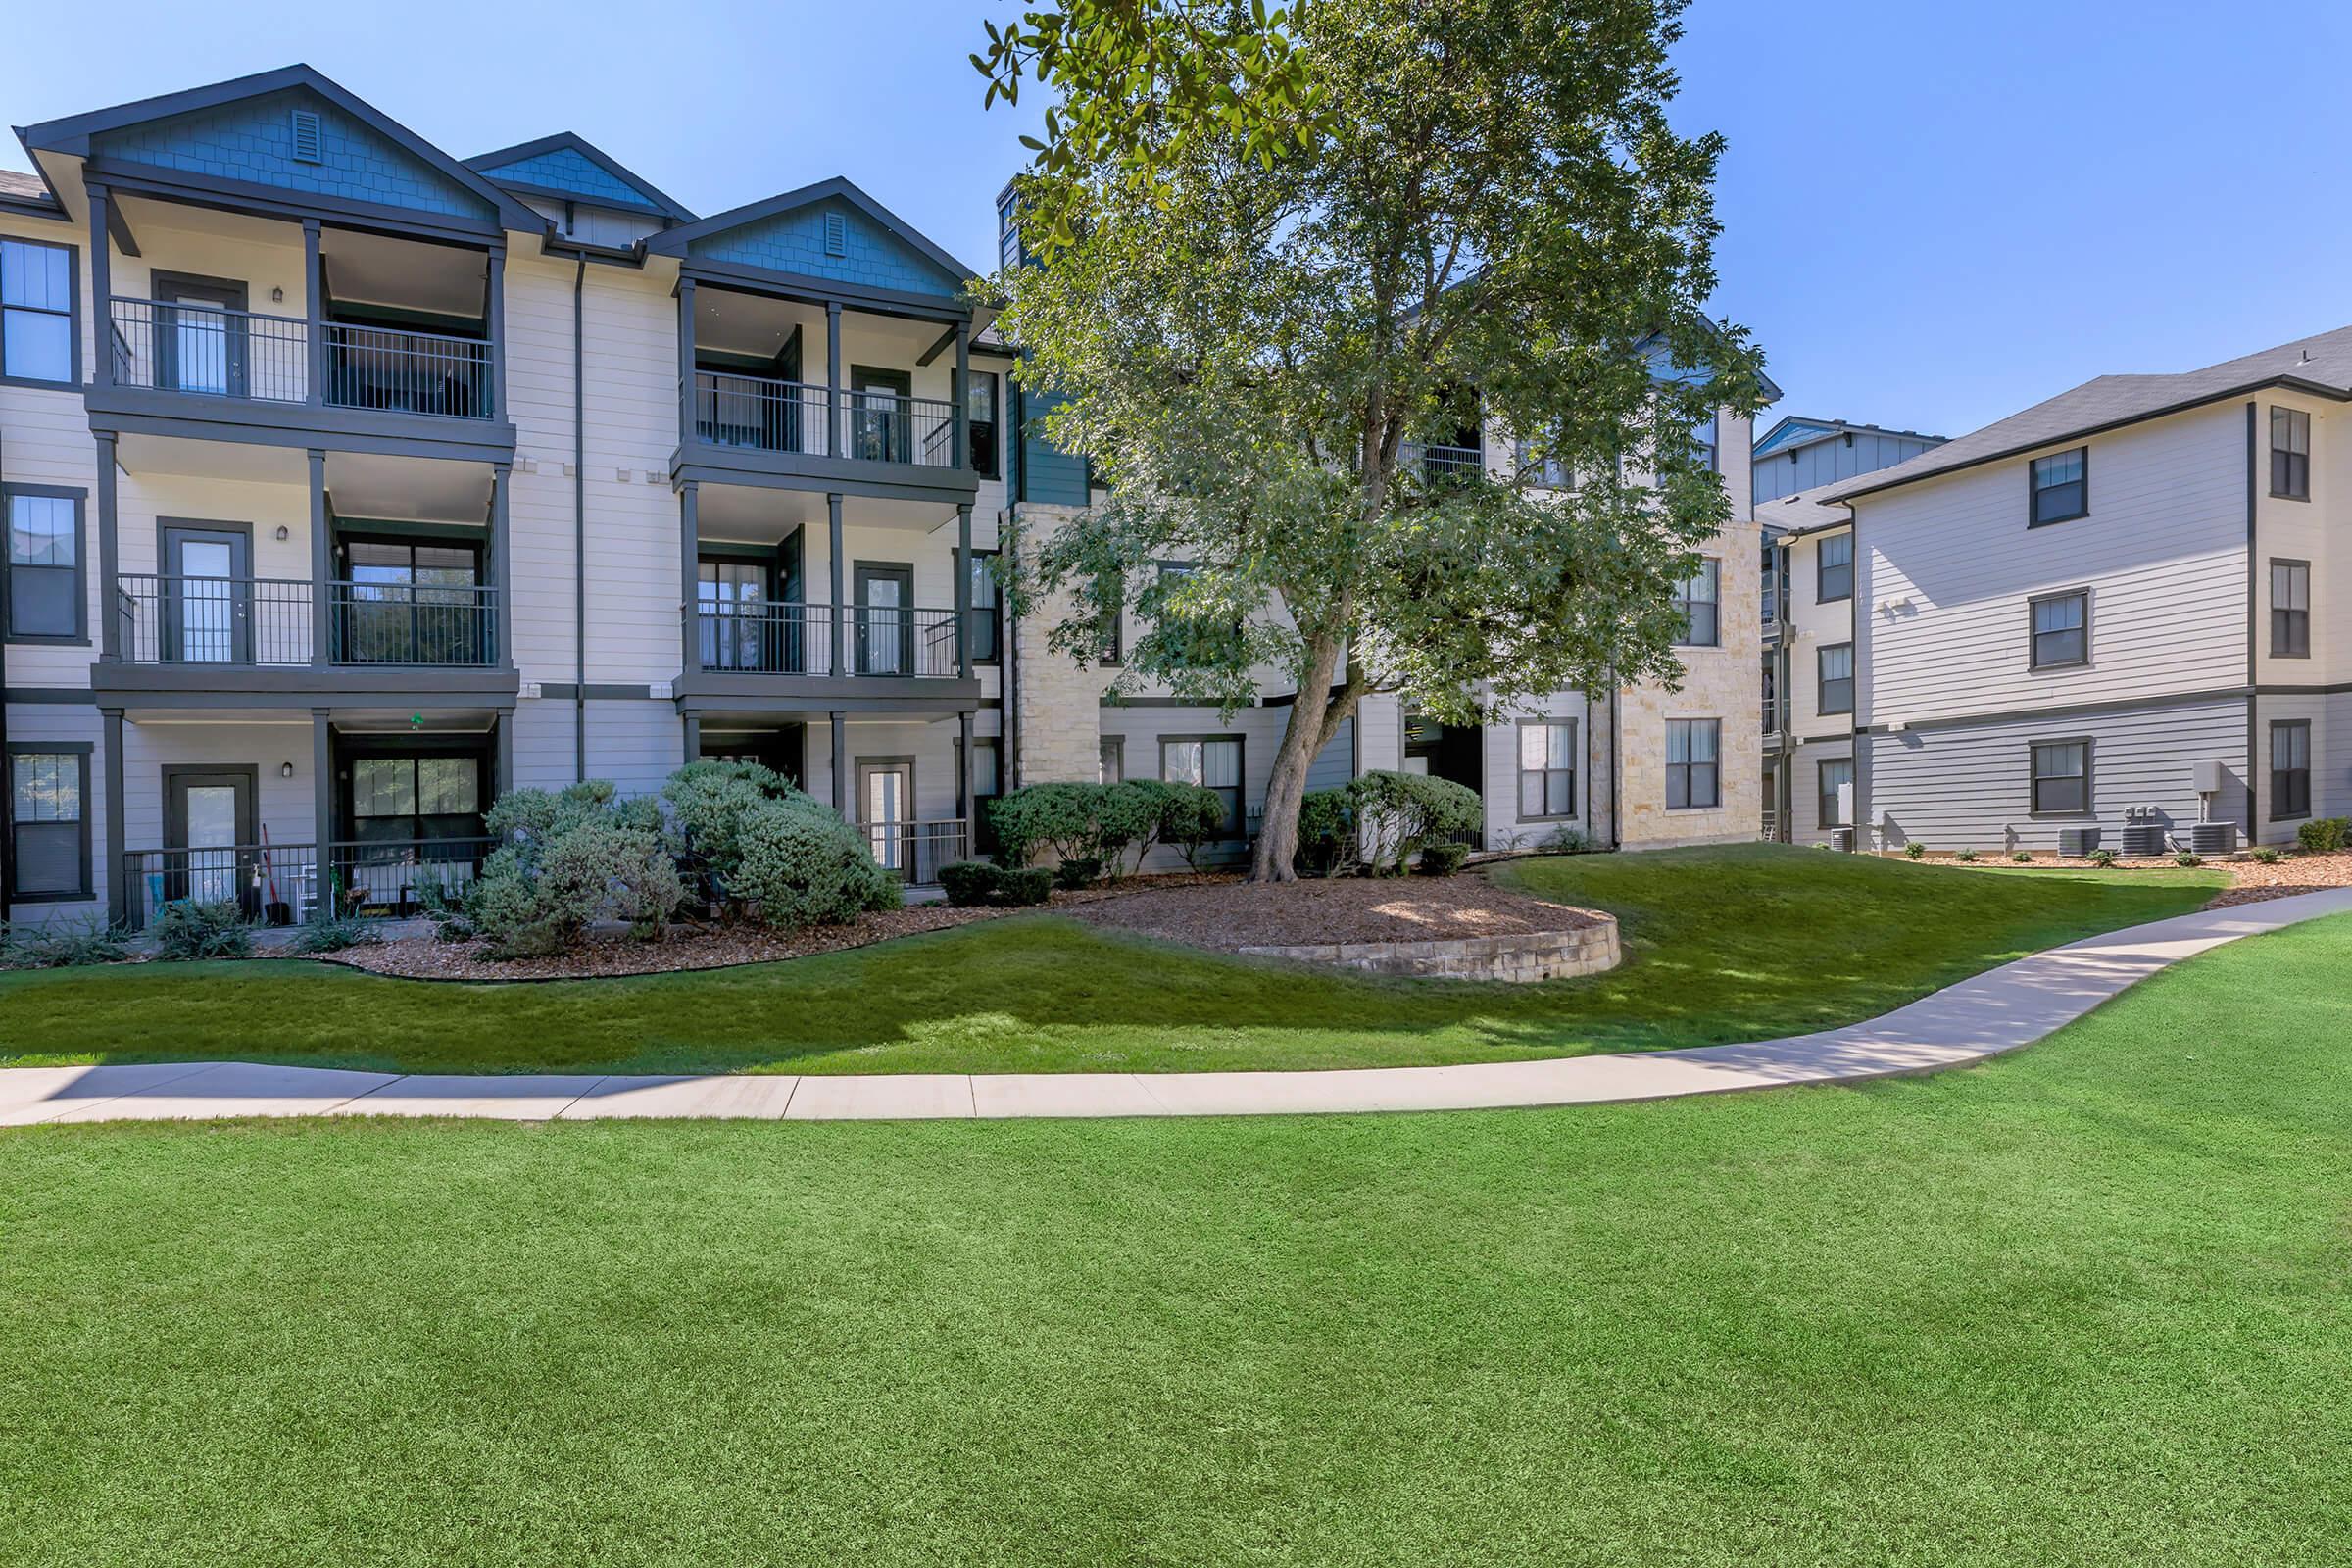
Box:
571, 254, 586, 779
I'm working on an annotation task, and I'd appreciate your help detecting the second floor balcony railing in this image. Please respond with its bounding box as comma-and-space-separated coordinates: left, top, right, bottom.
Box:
112, 575, 500, 668
691, 371, 958, 466
1399, 442, 1483, 486
107, 298, 495, 419
694, 600, 970, 678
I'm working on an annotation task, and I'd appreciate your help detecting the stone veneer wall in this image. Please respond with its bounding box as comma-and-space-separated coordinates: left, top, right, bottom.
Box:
1240, 916, 1620, 983
1008, 503, 1104, 786
1617, 517, 1764, 849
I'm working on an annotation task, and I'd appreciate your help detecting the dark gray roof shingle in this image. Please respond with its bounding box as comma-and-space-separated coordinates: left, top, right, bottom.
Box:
0, 169, 52, 202
1819, 323, 2352, 503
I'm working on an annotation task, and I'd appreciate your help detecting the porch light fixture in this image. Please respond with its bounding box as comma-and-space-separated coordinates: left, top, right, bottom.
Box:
275, 525, 290, 541
271, 286, 284, 304
279, 762, 295, 779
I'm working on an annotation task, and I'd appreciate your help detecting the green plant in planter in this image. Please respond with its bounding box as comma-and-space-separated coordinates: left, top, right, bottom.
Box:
2086, 848, 2118, 868
151, 900, 255, 960
1903, 841, 1927, 860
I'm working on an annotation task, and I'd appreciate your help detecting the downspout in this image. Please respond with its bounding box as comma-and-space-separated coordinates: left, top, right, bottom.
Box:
1608, 675, 1623, 851
2243, 400, 2258, 842
1775, 536, 1795, 839
572, 255, 587, 782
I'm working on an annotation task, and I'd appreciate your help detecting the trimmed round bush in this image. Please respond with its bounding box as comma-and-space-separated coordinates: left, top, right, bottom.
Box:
152, 900, 254, 960
1416, 841, 1471, 877
1349, 770, 1482, 875
2295, 816, 2347, 854
730, 798, 900, 929
1295, 787, 1358, 877
939, 860, 1003, 908
464, 781, 687, 957
1903, 841, 1927, 860
997, 866, 1054, 906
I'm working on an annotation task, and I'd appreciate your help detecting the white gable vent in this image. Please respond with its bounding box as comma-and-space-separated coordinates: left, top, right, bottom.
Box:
823, 211, 847, 257
290, 109, 323, 165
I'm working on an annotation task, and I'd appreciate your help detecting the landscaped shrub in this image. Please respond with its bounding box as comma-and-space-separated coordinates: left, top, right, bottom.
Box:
727, 797, 900, 929
1294, 787, 1359, 877
2011, 851, 2033, 863
662, 760, 803, 906
2295, 816, 2347, 854
152, 900, 254, 960
1154, 783, 1231, 871
1349, 770, 1483, 876
462, 781, 686, 957
1053, 855, 1104, 890
287, 911, 380, 954
2250, 846, 2283, 864
939, 860, 1054, 908
0, 914, 131, 970
2174, 852, 2203, 869
1095, 779, 1176, 877
1416, 841, 1471, 876
1903, 841, 1927, 860
988, 782, 1101, 869
1954, 848, 1978, 863
1543, 826, 1599, 854
2086, 848, 2117, 868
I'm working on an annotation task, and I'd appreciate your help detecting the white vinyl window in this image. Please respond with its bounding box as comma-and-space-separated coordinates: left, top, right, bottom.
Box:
1, 238, 73, 383
1517, 720, 1577, 819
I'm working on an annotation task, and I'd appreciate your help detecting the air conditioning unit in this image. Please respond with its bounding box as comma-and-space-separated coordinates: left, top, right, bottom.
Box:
2119, 823, 2165, 857
2057, 827, 2101, 858
2189, 821, 2238, 856
1830, 827, 1855, 854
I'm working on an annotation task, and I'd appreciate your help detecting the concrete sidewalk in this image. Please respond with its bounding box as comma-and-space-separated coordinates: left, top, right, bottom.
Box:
7, 889, 2346, 1127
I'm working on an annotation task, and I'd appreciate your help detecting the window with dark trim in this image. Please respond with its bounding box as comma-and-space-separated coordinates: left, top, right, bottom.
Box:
1516, 719, 1577, 820
6, 743, 91, 901
1673, 559, 1720, 647
2270, 720, 2311, 820
1665, 718, 1720, 809
2270, 407, 2310, 500
2030, 589, 2089, 670
962, 737, 1003, 853
1817, 642, 1854, 715
1096, 570, 1123, 664
1161, 735, 1243, 835
1817, 757, 1853, 830
4, 484, 86, 644
2030, 739, 2090, 815
1817, 531, 1853, 603
2271, 560, 2310, 658
1098, 736, 1123, 785
336, 536, 484, 665
2029, 448, 2087, 526
349, 754, 487, 846
968, 370, 1000, 478
1, 238, 74, 384
964, 548, 1001, 662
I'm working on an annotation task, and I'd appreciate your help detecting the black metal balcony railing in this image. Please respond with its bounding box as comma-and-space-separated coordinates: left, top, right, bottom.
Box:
112, 575, 499, 667
690, 371, 958, 466
120, 837, 495, 930
1400, 442, 1483, 485
107, 298, 494, 419
695, 601, 970, 678
860, 819, 967, 887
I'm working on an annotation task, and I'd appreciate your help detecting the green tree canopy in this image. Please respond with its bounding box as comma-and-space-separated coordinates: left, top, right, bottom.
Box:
979, 0, 1766, 879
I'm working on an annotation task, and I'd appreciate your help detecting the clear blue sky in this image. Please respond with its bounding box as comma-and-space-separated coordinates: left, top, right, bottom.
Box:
8, 0, 2351, 441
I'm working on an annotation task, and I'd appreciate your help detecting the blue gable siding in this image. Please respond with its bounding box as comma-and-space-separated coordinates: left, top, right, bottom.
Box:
479, 146, 660, 212
1020, 386, 1090, 506
689, 197, 959, 296
91, 89, 491, 220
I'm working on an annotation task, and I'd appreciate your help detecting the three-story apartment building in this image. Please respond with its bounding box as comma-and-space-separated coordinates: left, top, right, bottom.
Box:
1787, 327, 2352, 853
2, 65, 1763, 927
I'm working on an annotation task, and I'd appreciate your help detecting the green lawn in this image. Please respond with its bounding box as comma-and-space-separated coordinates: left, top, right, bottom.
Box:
2, 913, 2344, 1566
0, 845, 2224, 1076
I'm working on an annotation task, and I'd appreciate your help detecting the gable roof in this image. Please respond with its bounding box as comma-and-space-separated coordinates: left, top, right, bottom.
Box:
643, 176, 978, 297
1754, 481, 1854, 538
1752, 415, 1944, 461
1821, 322, 2352, 505
18, 63, 541, 234
467, 131, 694, 222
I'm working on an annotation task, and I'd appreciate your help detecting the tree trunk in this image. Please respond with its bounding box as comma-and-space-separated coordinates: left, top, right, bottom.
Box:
1249, 630, 1352, 883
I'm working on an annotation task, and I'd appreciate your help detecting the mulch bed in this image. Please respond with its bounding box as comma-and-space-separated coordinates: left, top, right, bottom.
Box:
1064, 871, 1605, 953
1942, 849, 2352, 908
318, 904, 1009, 982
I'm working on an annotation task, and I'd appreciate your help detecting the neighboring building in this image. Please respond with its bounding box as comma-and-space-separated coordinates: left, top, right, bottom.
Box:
1812, 327, 2352, 853
1753, 418, 1940, 842
0, 65, 1767, 928
1751, 416, 1943, 505
996, 200, 1774, 861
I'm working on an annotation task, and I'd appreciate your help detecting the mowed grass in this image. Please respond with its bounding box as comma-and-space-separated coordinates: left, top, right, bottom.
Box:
1, 914, 2345, 1566
0, 845, 2224, 1076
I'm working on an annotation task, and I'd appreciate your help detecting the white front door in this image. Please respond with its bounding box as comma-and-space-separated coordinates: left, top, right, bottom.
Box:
176, 538, 237, 662
860, 763, 910, 869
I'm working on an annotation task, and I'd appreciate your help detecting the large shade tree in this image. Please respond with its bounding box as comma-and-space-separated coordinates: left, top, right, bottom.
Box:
977, 0, 1765, 880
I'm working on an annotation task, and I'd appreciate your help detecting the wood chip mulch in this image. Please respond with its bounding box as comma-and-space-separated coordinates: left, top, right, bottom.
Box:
318, 904, 1009, 982
1063, 871, 1604, 953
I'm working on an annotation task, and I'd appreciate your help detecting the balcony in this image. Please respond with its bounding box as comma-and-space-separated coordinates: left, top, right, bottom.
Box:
111, 575, 500, 668
119, 837, 495, 931
690, 372, 958, 466
1400, 442, 1483, 485
107, 299, 496, 419
695, 601, 971, 679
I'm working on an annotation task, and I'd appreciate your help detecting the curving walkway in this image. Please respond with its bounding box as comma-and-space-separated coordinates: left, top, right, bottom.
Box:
6, 889, 2348, 1127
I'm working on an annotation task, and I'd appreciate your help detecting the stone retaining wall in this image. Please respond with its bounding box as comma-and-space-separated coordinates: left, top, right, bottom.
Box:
1239, 916, 1621, 983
